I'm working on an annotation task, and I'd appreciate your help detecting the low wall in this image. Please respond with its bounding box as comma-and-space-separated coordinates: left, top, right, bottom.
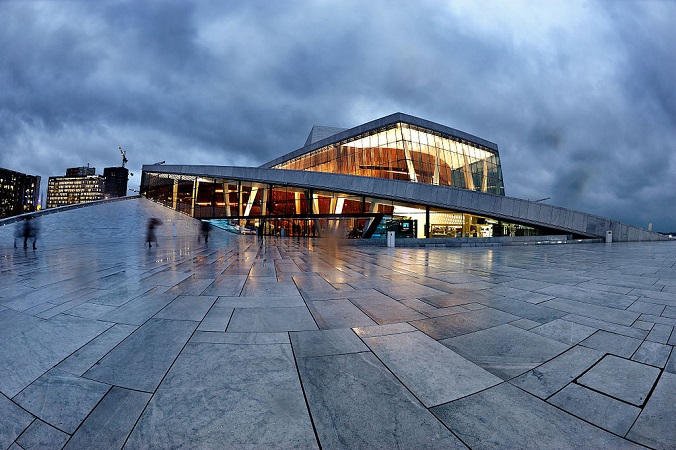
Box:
341, 234, 604, 247
0, 196, 141, 227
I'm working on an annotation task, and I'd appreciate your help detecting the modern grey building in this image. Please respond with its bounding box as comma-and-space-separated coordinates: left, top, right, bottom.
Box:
141, 113, 665, 242
103, 166, 129, 199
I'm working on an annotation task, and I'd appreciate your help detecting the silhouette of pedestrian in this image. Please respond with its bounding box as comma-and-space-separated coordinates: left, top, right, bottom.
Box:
199, 221, 211, 243
146, 218, 161, 247
16, 218, 38, 249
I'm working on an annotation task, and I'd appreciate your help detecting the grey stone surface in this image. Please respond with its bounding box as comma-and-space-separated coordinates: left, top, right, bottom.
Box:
510, 318, 541, 330
100, 291, 177, 326
200, 274, 247, 296
579, 330, 643, 357
632, 340, 672, 368
530, 318, 597, 345
478, 295, 568, 323
153, 294, 217, 321
628, 300, 666, 315
540, 298, 640, 326
242, 278, 302, 297
290, 328, 368, 357
196, 303, 233, 332
362, 330, 501, 406
646, 323, 673, 343
536, 285, 638, 309
64, 387, 151, 450
297, 352, 466, 449
162, 275, 215, 296
0, 199, 673, 449
510, 345, 605, 399
13, 369, 110, 434
348, 291, 427, 324
214, 295, 306, 308
352, 322, 417, 337
0, 393, 34, 450
306, 299, 377, 329
55, 323, 137, 376
84, 318, 198, 392
226, 306, 318, 332
432, 383, 642, 449
548, 383, 641, 436
563, 313, 648, 339
0, 308, 43, 341
0, 314, 112, 397
16, 419, 69, 450
372, 280, 449, 300
627, 372, 676, 449
666, 349, 676, 374
411, 307, 520, 340
578, 355, 661, 406
191, 331, 289, 344
441, 323, 569, 380
126, 341, 318, 449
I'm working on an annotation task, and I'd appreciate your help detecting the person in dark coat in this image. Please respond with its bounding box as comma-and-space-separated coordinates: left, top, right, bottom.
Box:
146, 218, 161, 247
16, 218, 38, 249
199, 221, 211, 243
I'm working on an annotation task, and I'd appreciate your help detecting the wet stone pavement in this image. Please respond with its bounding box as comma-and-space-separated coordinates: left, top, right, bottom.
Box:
0, 198, 675, 449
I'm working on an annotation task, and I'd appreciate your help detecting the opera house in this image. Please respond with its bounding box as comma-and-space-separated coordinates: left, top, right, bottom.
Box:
141, 113, 663, 242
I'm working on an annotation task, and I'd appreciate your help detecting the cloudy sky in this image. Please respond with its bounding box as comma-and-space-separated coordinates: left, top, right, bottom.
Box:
2, 0, 675, 231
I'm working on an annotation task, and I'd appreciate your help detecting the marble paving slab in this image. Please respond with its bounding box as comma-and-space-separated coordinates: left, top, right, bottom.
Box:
626, 372, 676, 449
411, 307, 520, 340
441, 323, 569, 380
362, 330, 501, 406
296, 352, 467, 449
13, 369, 110, 434
510, 345, 605, 399
226, 306, 318, 332
432, 382, 645, 449
577, 355, 660, 406
126, 341, 318, 449
84, 318, 198, 392
64, 387, 151, 449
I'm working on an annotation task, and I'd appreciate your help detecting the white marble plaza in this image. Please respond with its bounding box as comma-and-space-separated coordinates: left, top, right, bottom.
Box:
1, 198, 674, 449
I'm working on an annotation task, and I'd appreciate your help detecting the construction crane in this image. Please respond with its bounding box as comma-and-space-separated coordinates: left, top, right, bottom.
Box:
118, 146, 128, 168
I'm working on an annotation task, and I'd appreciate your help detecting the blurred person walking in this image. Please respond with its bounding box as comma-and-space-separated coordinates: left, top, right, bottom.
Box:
199, 221, 211, 243
15, 218, 38, 249
146, 218, 161, 247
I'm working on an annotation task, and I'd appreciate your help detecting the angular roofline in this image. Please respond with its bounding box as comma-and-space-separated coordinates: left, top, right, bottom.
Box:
261, 112, 499, 168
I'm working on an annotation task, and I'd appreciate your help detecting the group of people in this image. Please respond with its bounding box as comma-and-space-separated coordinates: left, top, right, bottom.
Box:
10, 216, 216, 251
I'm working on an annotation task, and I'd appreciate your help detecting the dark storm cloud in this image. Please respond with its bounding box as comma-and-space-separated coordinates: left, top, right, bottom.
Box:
1, 0, 674, 230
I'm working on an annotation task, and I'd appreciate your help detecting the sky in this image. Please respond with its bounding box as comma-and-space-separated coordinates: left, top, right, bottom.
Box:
1, 0, 675, 231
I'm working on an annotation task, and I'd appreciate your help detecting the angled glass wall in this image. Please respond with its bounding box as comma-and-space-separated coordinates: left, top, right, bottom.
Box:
271, 122, 505, 195
142, 171, 543, 239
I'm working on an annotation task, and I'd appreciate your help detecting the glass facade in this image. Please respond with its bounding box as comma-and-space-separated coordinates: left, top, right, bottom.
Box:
272, 122, 505, 195
142, 171, 543, 239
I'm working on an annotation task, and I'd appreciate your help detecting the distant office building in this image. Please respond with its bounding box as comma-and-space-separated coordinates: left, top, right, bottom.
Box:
0, 167, 41, 218
47, 166, 105, 208
103, 166, 129, 199
66, 165, 96, 177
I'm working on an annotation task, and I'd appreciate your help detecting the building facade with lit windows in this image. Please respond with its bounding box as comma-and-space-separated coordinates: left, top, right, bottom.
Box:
47, 165, 130, 209
47, 174, 105, 208
0, 167, 41, 218
140, 113, 665, 242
